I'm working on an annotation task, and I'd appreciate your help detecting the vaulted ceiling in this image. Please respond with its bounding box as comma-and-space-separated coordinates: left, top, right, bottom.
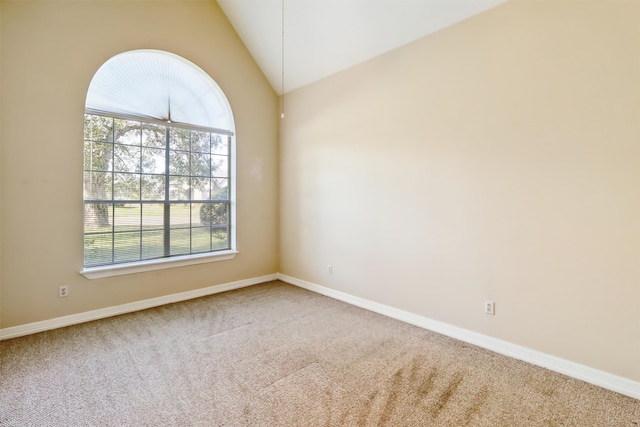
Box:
217, 0, 508, 94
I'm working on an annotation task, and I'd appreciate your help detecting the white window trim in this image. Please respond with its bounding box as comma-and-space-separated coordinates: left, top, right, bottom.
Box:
82, 50, 238, 277
81, 250, 238, 279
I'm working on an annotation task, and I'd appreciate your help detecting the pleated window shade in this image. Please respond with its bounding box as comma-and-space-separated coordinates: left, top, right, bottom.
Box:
85, 50, 234, 134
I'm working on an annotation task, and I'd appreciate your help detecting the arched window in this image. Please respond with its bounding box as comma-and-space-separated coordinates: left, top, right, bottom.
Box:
81, 50, 236, 278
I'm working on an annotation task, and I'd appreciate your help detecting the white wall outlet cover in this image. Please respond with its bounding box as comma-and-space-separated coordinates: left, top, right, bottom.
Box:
485, 300, 495, 315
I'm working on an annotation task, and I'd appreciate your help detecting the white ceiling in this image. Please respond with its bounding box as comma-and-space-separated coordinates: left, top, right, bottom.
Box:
217, 0, 508, 95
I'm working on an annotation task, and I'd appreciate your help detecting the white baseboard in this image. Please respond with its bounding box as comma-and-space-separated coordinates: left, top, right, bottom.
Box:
0, 274, 278, 341
277, 273, 640, 400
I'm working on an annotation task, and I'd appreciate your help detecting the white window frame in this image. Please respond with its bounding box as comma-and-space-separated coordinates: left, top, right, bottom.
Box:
80, 50, 237, 279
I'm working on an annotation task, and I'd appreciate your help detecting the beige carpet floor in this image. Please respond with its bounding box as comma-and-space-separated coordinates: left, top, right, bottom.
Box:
1, 280, 638, 426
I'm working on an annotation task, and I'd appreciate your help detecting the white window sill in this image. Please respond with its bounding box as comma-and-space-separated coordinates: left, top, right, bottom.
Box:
80, 250, 238, 279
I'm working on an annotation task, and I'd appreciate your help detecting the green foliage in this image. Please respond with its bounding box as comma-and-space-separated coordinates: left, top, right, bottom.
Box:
199, 203, 228, 226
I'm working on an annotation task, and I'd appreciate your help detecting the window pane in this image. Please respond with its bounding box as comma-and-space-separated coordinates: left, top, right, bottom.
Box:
191, 203, 205, 227
169, 176, 189, 200
141, 175, 165, 200
114, 204, 141, 232
142, 123, 166, 148
212, 228, 229, 250
211, 135, 228, 155
141, 148, 166, 174
211, 178, 228, 201
114, 144, 141, 173
191, 131, 210, 153
191, 227, 211, 253
211, 155, 228, 178
169, 128, 190, 151
84, 171, 112, 200
84, 115, 113, 142
199, 202, 228, 226
84, 233, 113, 265
84, 141, 113, 172
114, 232, 141, 262
191, 178, 210, 200
170, 203, 190, 229
190, 152, 210, 177
170, 229, 190, 255
215, 203, 229, 225
84, 203, 113, 232
114, 173, 140, 200
169, 150, 189, 175
142, 230, 164, 259
114, 119, 141, 145
142, 204, 164, 230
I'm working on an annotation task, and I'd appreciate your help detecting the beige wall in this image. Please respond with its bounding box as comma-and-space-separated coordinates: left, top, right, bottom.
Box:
280, 1, 640, 381
0, 0, 279, 327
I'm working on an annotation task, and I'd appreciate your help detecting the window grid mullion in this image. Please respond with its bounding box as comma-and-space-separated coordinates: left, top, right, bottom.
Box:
164, 126, 171, 257
209, 134, 213, 251
188, 130, 192, 254
111, 118, 116, 264
139, 125, 143, 261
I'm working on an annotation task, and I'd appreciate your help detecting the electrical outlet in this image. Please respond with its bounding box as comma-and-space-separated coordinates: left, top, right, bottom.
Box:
59, 286, 69, 298
327, 265, 333, 275
485, 300, 495, 315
